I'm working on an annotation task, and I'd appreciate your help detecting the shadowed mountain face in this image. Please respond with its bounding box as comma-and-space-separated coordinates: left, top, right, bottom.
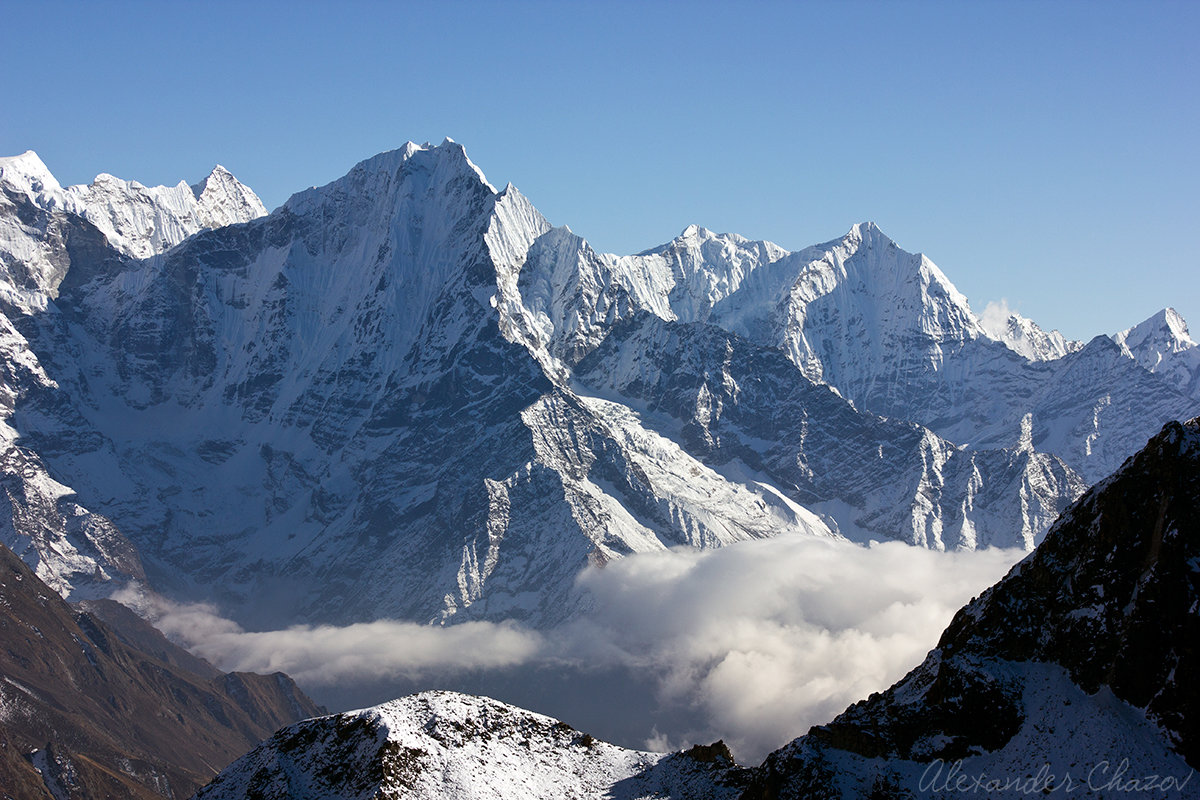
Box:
0, 542, 322, 800
742, 417, 1200, 798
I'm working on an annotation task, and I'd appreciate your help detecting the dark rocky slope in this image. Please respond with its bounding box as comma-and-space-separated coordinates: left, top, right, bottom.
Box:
0, 542, 323, 799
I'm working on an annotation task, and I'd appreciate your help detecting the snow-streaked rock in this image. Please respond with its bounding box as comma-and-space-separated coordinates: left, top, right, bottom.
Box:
0, 307, 144, 599
194, 691, 743, 800
573, 315, 1085, 550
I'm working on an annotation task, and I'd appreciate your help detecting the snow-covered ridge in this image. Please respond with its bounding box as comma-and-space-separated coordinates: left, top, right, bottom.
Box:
979, 306, 1084, 361
0, 149, 266, 308
196, 691, 742, 800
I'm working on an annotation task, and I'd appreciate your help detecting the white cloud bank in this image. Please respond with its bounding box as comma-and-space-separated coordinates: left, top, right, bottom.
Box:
121, 536, 1024, 761
561, 537, 1024, 758
113, 588, 544, 683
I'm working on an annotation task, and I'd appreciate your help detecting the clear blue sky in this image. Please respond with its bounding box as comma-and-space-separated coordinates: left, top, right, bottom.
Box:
2, 0, 1196, 341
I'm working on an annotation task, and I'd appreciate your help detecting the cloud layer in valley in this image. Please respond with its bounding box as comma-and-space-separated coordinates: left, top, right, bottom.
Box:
559, 537, 1024, 757
122, 536, 1024, 761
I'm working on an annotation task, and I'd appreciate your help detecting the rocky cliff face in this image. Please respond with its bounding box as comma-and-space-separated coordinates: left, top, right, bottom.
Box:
743, 417, 1200, 798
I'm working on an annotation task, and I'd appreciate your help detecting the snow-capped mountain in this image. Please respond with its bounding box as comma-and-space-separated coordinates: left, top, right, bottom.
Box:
0, 140, 1194, 632
511, 211, 1195, 483
667, 222, 1193, 483
745, 417, 1200, 797
194, 691, 744, 800
1113, 307, 1200, 401
0, 150, 265, 312
0, 142, 1086, 629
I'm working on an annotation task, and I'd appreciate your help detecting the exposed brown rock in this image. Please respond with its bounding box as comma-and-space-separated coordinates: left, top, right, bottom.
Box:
0, 542, 323, 799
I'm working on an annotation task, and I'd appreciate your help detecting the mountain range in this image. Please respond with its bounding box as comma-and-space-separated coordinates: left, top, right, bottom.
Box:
0, 140, 1195, 633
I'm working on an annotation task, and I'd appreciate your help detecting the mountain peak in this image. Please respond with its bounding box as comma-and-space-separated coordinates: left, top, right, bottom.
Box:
978, 302, 1084, 362
189, 164, 267, 227
666, 224, 758, 250
1109, 308, 1200, 400
191, 163, 234, 191
846, 220, 890, 244
286, 139, 496, 216
1147, 307, 1193, 346
1113, 306, 1198, 378
188, 166, 227, 198
0, 149, 62, 196
1117, 307, 1196, 350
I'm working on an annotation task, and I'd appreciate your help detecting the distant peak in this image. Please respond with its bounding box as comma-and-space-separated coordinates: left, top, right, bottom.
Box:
1116, 306, 1197, 353
358, 139, 491, 188
847, 221, 893, 245
681, 223, 710, 238
0, 149, 61, 195
190, 163, 268, 226
1155, 307, 1191, 338
283, 139, 496, 216
0, 150, 51, 173
190, 164, 239, 199
1083, 333, 1125, 355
